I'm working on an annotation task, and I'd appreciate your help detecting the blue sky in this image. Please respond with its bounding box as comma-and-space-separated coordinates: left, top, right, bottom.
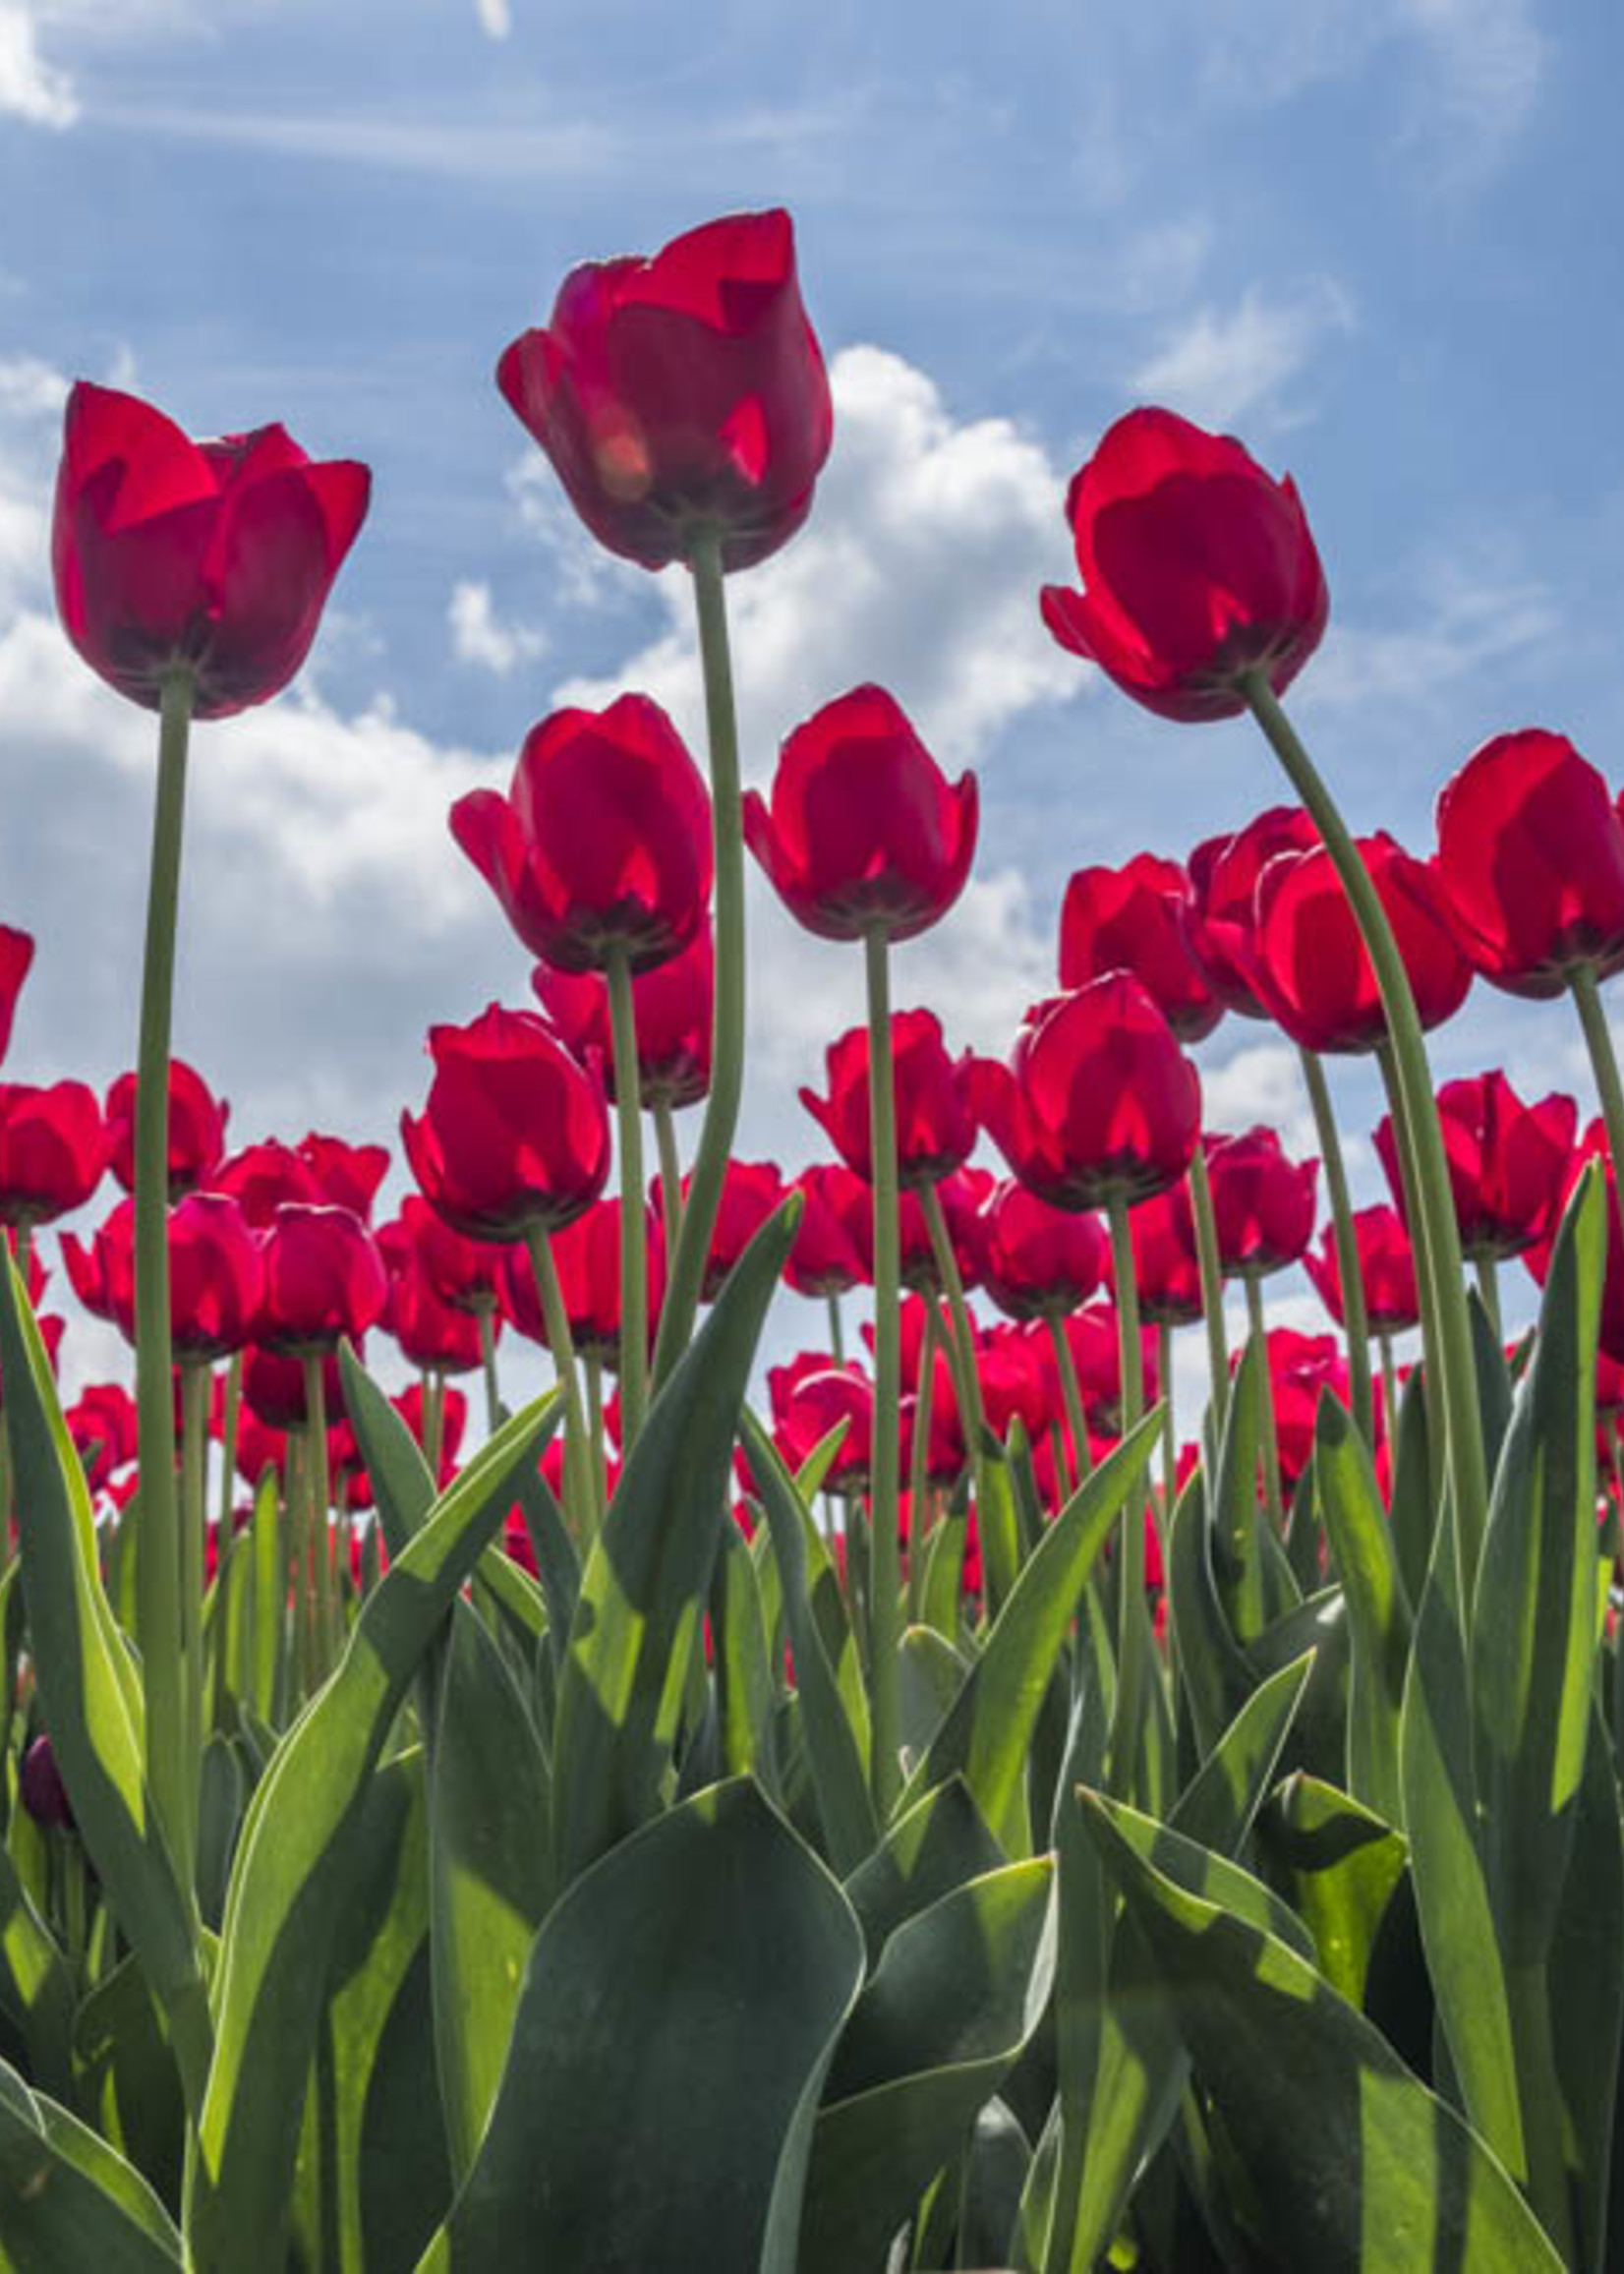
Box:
1, 0, 1618, 1398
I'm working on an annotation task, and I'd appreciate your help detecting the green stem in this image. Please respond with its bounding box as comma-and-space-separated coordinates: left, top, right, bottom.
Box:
1244, 672, 1487, 1596
605, 946, 649, 1446
1299, 1045, 1374, 1446
421, 1368, 444, 1483
584, 1350, 609, 1528
1046, 1310, 1092, 1484
920, 1184, 986, 1444
652, 528, 745, 1386
1157, 1321, 1179, 1514
1473, 1254, 1503, 1346
1186, 1144, 1230, 1430
179, 1361, 208, 1844
1244, 1275, 1284, 1529
1106, 1190, 1147, 1799
653, 1096, 683, 1264
133, 667, 194, 1884
862, 923, 902, 1818
905, 1302, 939, 1622
1377, 1043, 1444, 1512
525, 1226, 592, 1537
1571, 965, 1624, 1254
216, 1351, 242, 1534
1379, 1333, 1401, 1452
475, 1301, 500, 1438
303, 1354, 334, 1677
826, 1291, 845, 1366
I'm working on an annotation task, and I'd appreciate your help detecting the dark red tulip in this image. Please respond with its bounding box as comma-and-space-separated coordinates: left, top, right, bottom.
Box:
401, 1004, 610, 1242
969, 975, 1200, 1211
208, 1138, 324, 1226
500, 1195, 665, 1367
1304, 1205, 1420, 1335
1375, 1071, 1577, 1262
258, 1203, 387, 1354
1057, 1301, 1161, 1435
20, 1736, 72, 1831
0, 1079, 106, 1228
1186, 807, 1318, 1018
391, 1195, 506, 1315
452, 695, 713, 975
977, 1179, 1108, 1321
1059, 853, 1221, 1042
1241, 833, 1472, 1054
783, 1163, 870, 1297
1130, 1183, 1204, 1327
105, 1058, 228, 1197
497, 208, 832, 575
975, 1321, 1055, 1444
0, 928, 33, 1066
1039, 407, 1328, 724
1433, 729, 1624, 998
898, 1165, 996, 1296
769, 1353, 874, 1489
65, 1380, 139, 1490
1262, 1330, 1349, 1488
799, 1010, 975, 1189
165, 1192, 264, 1359
743, 685, 977, 943
658, 1158, 785, 1304
52, 381, 369, 717
297, 1133, 390, 1222
242, 1343, 346, 1431
377, 1220, 488, 1373
1526, 1124, 1624, 1366
1204, 1127, 1317, 1279
532, 925, 714, 1109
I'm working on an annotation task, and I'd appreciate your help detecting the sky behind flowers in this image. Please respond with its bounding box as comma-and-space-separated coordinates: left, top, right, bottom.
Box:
2, 0, 1620, 1388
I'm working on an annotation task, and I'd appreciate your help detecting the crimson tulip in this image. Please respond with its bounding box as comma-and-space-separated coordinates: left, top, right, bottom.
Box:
969, 975, 1200, 1211
800, 1010, 975, 1188
209, 1138, 324, 1226
0, 1079, 105, 1228
1526, 1124, 1624, 1365
1040, 407, 1328, 724
1186, 807, 1318, 1017
1375, 1071, 1576, 1262
500, 1196, 666, 1367
65, 1381, 139, 1490
899, 1166, 995, 1296
391, 1195, 506, 1315
975, 1321, 1055, 1443
651, 1158, 784, 1303
242, 1344, 346, 1431
497, 208, 831, 574
769, 1353, 874, 1489
783, 1163, 870, 1297
743, 685, 977, 943
257, 1202, 387, 1354
532, 925, 714, 1109
105, 1058, 227, 1197
377, 1222, 487, 1374
297, 1133, 390, 1222
0, 927, 32, 1066
1263, 1329, 1349, 1488
1058, 853, 1220, 1041
52, 381, 369, 716
1130, 1184, 1204, 1327
977, 1180, 1108, 1321
1204, 1127, 1318, 1279
1056, 1301, 1161, 1434
401, 1004, 610, 1242
20, 1738, 72, 1832
1305, 1205, 1420, 1334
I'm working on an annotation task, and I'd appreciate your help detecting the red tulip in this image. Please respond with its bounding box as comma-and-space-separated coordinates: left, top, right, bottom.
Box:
898, 1166, 996, 1296
1130, 1184, 1203, 1327
1241, 833, 1472, 1054
104, 1058, 228, 1197
1204, 1127, 1318, 1279
452, 694, 713, 975
258, 1203, 387, 1354
497, 208, 831, 574
1433, 729, 1624, 997
1304, 1205, 1420, 1334
390, 1194, 506, 1315
0, 1079, 106, 1228
1375, 1071, 1577, 1262
377, 1222, 487, 1373
743, 684, 977, 943
975, 1321, 1055, 1443
1056, 1301, 1161, 1434
799, 1009, 975, 1188
769, 1353, 874, 1489
783, 1163, 870, 1297
976, 1180, 1108, 1321
52, 381, 369, 716
1262, 1330, 1349, 1488
1040, 407, 1328, 724
500, 1195, 665, 1367
969, 975, 1200, 1211
1526, 1124, 1624, 1366
208, 1138, 323, 1226
401, 1004, 610, 1242
532, 925, 714, 1108
20, 1737, 72, 1832
662, 1158, 785, 1304
1186, 807, 1318, 1017
1058, 853, 1220, 1041
297, 1133, 390, 1222
0, 927, 33, 1066
241, 1343, 347, 1431
65, 1381, 139, 1490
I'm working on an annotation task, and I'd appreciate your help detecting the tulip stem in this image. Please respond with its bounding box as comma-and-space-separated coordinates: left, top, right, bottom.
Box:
826, 1291, 845, 1366
653, 529, 744, 1387
1377, 1044, 1444, 1511
1299, 1046, 1374, 1446
584, 1350, 609, 1527
1046, 1310, 1092, 1485
1379, 1332, 1401, 1452
525, 1226, 593, 1538
1474, 1254, 1503, 1346
422, 1368, 444, 1484
476, 1301, 500, 1437
303, 1354, 334, 1675
133, 666, 195, 1888
906, 1304, 939, 1622
1571, 965, 1624, 1254
1186, 1143, 1230, 1429
217, 1351, 242, 1535
921, 1184, 987, 1443
179, 1361, 209, 1813
653, 1097, 683, 1262
1157, 1321, 1179, 1514
862, 922, 903, 1818
1243, 1275, 1284, 1528
1243, 672, 1487, 1599
605, 947, 649, 1447
1106, 1189, 1148, 1798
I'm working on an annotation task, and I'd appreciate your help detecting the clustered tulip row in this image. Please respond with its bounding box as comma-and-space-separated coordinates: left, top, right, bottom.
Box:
1, 204, 1621, 2271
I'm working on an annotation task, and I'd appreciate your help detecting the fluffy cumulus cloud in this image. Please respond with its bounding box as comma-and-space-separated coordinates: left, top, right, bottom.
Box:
0, 4, 76, 126
1131, 278, 1356, 434
473, 0, 511, 33
447, 577, 545, 674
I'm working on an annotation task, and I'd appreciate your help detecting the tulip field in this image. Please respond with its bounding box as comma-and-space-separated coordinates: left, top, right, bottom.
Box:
5, 204, 1624, 2269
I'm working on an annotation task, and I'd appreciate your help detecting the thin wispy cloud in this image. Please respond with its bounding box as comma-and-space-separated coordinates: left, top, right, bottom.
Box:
0, 3, 76, 125
474, 0, 510, 36
1131, 278, 1356, 433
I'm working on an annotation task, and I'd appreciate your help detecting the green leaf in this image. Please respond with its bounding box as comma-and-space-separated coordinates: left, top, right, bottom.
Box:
921, 1469, 972, 1640
246, 1466, 283, 1731
422, 1778, 863, 2274
841, 1776, 1006, 1962
1387, 1366, 1436, 1614
1166, 1468, 1255, 1758
1207, 1335, 1268, 1642
896, 1623, 968, 1764
1168, 1649, 1314, 1855
798, 1858, 1055, 2274
1254, 1774, 1410, 2009
0, 2057, 182, 2267
903, 1411, 1162, 1854
1472, 1160, 1603, 1969
1080, 1792, 1564, 2272
189, 1389, 557, 2274
73, 1953, 185, 2217
0, 1255, 211, 2113
1315, 1392, 1412, 1826
550, 1202, 795, 1888
0, 1837, 74, 2105
1547, 1706, 1624, 2274
710, 1518, 774, 1781
429, 1603, 551, 2183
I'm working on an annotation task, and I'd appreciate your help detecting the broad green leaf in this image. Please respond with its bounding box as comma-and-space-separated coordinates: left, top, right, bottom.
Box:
1472, 1162, 1602, 1969
1469, 1279, 1515, 1481
421, 1778, 863, 2274
976, 1438, 1023, 1611
799, 1858, 1055, 2274
0, 1836, 74, 2105
1285, 1458, 1324, 1594
1547, 1706, 1624, 2274
1208, 1335, 1267, 1641
1254, 1774, 1409, 2008
246, 1466, 283, 1731
841, 1775, 1005, 1961
903, 1411, 1162, 1854
506, 1460, 579, 1676
897, 1623, 967, 1764
551, 1202, 795, 1888
0, 1256, 211, 2113
429, 1603, 551, 2183
921, 1470, 971, 1640
1315, 1391, 1412, 1826
958, 2096, 1031, 2272
0, 2056, 181, 2267
1168, 1649, 1315, 1855
189, 1388, 556, 2274
73, 1953, 185, 2216
1080, 1792, 1564, 2272
1387, 1366, 1435, 1614
710, 1518, 774, 1781
1246, 1584, 1349, 1787
1166, 1469, 1255, 1758
196, 1734, 244, 1933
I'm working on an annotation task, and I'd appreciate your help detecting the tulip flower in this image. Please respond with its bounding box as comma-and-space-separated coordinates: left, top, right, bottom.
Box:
1204, 1128, 1318, 1280
0, 927, 33, 1067
1039, 406, 1328, 723
1305, 1206, 1420, 1336
783, 1163, 870, 1300
497, 207, 831, 575
377, 1224, 487, 1375
769, 1354, 874, 1490
241, 1344, 346, 1432
105, 1059, 228, 1197
1185, 808, 1318, 1019
1376, 1072, 1576, 1265
499, 1196, 666, 1369
533, 925, 715, 1109
296, 1133, 390, 1222
977, 1180, 1109, 1322
65, 1380, 140, 1491
20, 1737, 72, 1832
209, 1138, 325, 1225
1059, 852, 1221, 1041
0, 1079, 106, 1229
257, 1203, 387, 1355
1129, 1185, 1203, 1329
649, 1158, 785, 1305
799, 1010, 976, 1188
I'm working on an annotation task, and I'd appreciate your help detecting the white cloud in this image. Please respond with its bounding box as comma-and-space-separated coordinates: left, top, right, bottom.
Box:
474, 0, 510, 34
0, 4, 76, 126
447, 578, 545, 675
551, 343, 1080, 778
1131, 278, 1356, 433
1395, 0, 1545, 156
1304, 555, 1560, 716
0, 351, 66, 616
